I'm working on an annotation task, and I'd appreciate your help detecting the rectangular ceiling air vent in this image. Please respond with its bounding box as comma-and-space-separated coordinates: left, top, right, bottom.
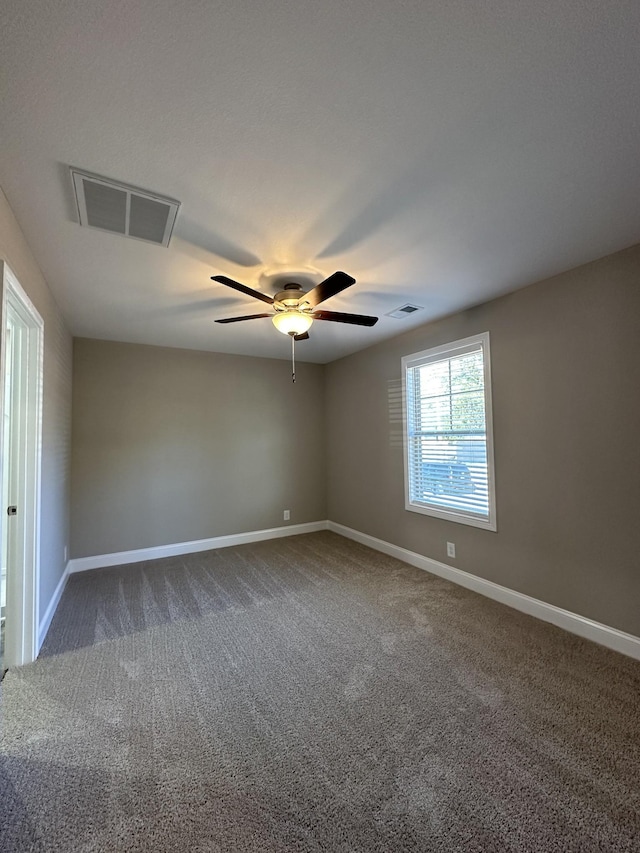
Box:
387, 303, 423, 319
70, 167, 180, 247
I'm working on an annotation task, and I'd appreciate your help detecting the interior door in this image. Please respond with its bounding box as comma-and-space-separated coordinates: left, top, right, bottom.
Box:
0, 263, 43, 673
0, 322, 10, 673
2, 308, 29, 671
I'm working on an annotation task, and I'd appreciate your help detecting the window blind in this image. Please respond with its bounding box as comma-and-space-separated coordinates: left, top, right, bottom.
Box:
403, 333, 496, 529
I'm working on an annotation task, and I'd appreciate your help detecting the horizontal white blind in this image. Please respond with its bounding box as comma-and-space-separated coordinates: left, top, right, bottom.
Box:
406, 342, 490, 519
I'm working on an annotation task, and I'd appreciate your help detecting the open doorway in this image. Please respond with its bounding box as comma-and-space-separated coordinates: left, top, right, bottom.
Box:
1, 262, 43, 674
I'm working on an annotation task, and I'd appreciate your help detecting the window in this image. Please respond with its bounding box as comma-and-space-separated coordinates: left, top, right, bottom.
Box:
402, 332, 496, 531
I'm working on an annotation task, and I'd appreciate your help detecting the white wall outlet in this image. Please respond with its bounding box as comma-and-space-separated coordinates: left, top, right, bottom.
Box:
446, 542, 456, 559
283, 510, 290, 521
64, 545, 68, 562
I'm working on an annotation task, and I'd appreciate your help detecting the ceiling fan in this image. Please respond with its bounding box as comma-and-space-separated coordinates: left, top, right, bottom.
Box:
212, 271, 378, 340
212, 271, 378, 382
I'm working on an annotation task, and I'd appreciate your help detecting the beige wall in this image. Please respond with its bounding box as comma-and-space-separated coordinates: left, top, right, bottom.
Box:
325, 243, 640, 636
0, 188, 73, 625
71, 339, 326, 557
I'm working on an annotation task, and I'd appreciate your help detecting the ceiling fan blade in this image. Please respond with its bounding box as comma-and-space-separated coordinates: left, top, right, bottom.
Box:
294, 331, 310, 341
299, 271, 355, 308
313, 309, 378, 326
215, 313, 272, 324
211, 275, 274, 305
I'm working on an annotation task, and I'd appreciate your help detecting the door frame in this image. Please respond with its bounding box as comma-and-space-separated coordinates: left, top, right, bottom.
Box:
1, 261, 44, 667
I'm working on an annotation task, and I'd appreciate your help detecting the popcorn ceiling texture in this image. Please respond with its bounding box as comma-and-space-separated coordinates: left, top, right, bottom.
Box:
2, 532, 639, 851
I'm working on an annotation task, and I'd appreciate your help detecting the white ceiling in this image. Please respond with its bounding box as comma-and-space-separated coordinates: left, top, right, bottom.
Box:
1, 0, 639, 364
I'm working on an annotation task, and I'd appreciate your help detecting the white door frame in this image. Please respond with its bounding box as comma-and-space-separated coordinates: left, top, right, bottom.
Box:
1, 261, 44, 667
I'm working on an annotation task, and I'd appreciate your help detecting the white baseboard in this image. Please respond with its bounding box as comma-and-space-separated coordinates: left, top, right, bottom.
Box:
327, 521, 640, 661
38, 561, 70, 652
50, 520, 640, 662
68, 520, 329, 574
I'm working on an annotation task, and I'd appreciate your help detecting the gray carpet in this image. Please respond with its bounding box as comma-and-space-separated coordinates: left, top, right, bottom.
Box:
1, 531, 639, 852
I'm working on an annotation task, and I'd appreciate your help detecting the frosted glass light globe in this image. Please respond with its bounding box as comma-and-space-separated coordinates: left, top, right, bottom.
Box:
272, 311, 313, 336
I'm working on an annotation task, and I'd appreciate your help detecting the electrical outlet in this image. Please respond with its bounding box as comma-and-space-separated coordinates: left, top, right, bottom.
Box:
283, 509, 290, 521
64, 545, 68, 562
446, 542, 456, 559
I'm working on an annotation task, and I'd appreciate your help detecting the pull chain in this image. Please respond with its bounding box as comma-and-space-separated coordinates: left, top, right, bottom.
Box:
291, 333, 296, 383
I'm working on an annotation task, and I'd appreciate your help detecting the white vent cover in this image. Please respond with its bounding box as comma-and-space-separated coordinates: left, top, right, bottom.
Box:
387, 303, 423, 319
70, 168, 180, 247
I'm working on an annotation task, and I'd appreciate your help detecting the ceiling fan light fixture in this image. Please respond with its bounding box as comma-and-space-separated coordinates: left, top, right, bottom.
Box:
272, 310, 313, 336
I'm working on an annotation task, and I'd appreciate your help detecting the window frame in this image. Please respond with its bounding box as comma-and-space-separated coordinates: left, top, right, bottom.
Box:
402, 331, 497, 532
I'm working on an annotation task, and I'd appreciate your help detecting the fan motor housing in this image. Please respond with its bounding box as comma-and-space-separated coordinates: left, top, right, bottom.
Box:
273, 283, 311, 311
